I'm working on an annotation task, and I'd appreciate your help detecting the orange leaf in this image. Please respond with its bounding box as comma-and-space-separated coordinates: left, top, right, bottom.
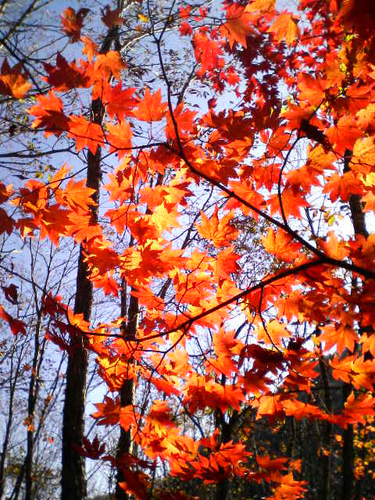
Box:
221, 4, 254, 48
196, 207, 238, 248
67, 115, 105, 154
262, 228, 301, 263
61, 7, 89, 42
81, 36, 98, 62
106, 120, 133, 159
133, 88, 168, 122
28, 91, 69, 137
269, 13, 300, 46
0, 59, 31, 99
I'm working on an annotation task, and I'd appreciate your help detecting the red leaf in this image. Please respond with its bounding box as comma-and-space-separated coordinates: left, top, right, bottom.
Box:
133, 88, 168, 122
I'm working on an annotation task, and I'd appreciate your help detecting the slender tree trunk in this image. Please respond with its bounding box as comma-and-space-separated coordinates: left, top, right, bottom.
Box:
115, 281, 138, 500
319, 354, 333, 500
25, 311, 42, 500
61, 20, 122, 498
341, 149, 369, 500
214, 415, 232, 500
0, 343, 21, 498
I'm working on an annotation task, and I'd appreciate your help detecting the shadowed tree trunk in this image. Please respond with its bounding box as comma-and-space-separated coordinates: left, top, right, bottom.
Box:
115, 280, 139, 500
342, 149, 369, 500
61, 19, 123, 500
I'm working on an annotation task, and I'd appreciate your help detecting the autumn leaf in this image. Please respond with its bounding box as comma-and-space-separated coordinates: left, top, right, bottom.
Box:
28, 91, 69, 137
81, 36, 98, 63
67, 115, 105, 154
101, 6, 123, 27
196, 207, 238, 248
0, 305, 26, 335
269, 13, 300, 46
269, 185, 309, 220
262, 228, 301, 263
43, 53, 91, 91
323, 171, 363, 202
319, 232, 349, 260
61, 7, 89, 42
74, 436, 105, 459
0, 59, 31, 99
2, 284, 18, 305
104, 83, 137, 120
94, 51, 126, 79
221, 4, 255, 48
326, 116, 363, 153
298, 73, 326, 107
0, 208, 14, 235
106, 120, 133, 158
320, 322, 358, 355
133, 88, 168, 122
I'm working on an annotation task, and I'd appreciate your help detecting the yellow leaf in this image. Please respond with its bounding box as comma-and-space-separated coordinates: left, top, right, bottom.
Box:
138, 13, 149, 23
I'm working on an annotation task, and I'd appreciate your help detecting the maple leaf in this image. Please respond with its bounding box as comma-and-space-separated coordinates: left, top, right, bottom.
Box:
101, 6, 124, 27
165, 102, 197, 140
298, 73, 326, 107
61, 7, 89, 42
0, 208, 14, 235
67, 115, 105, 154
0, 306, 26, 335
320, 322, 358, 355
118, 469, 149, 500
343, 392, 375, 425
193, 31, 224, 76
74, 436, 105, 460
281, 399, 326, 421
256, 455, 288, 471
213, 246, 240, 280
196, 207, 238, 248
323, 171, 363, 202
2, 284, 18, 305
28, 91, 69, 137
104, 83, 137, 120
326, 116, 363, 153
94, 51, 126, 79
179, 21, 193, 37
147, 400, 176, 431
133, 88, 168, 122
0, 59, 31, 99
269, 13, 300, 46
262, 228, 301, 263
81, 36, 98, 63
247, 0, 276, 12
221, 4, 255, 48
319, 232, 349, 260
106, 120, 133, 159
93, 396, 127, 427
43, 53, 91, 91
269, 185, 309, 220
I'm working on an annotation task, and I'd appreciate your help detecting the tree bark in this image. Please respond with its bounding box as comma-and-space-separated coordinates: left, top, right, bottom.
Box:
341, 149, 369, 500
61, 21, 122, 500
115, 282, 138, 500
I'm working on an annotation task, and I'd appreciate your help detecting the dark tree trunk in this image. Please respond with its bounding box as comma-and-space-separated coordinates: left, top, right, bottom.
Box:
341, 149, 369, 500
61, 20, 122, 498
61, 146, 101, 500
115, 284, 138, 500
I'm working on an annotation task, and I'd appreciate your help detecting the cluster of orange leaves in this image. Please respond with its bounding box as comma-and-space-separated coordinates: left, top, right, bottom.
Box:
1, 0, 375, 498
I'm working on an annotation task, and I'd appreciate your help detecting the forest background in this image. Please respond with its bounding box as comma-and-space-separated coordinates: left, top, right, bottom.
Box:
1, 0, 375, 499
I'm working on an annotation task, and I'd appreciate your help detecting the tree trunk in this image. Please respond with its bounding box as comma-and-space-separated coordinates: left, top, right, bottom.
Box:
319, 354, 333, 500
341, 149, 369, 500
61, 20, 122, 498
61, 146, 101, 500
115, 282, 138, 500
